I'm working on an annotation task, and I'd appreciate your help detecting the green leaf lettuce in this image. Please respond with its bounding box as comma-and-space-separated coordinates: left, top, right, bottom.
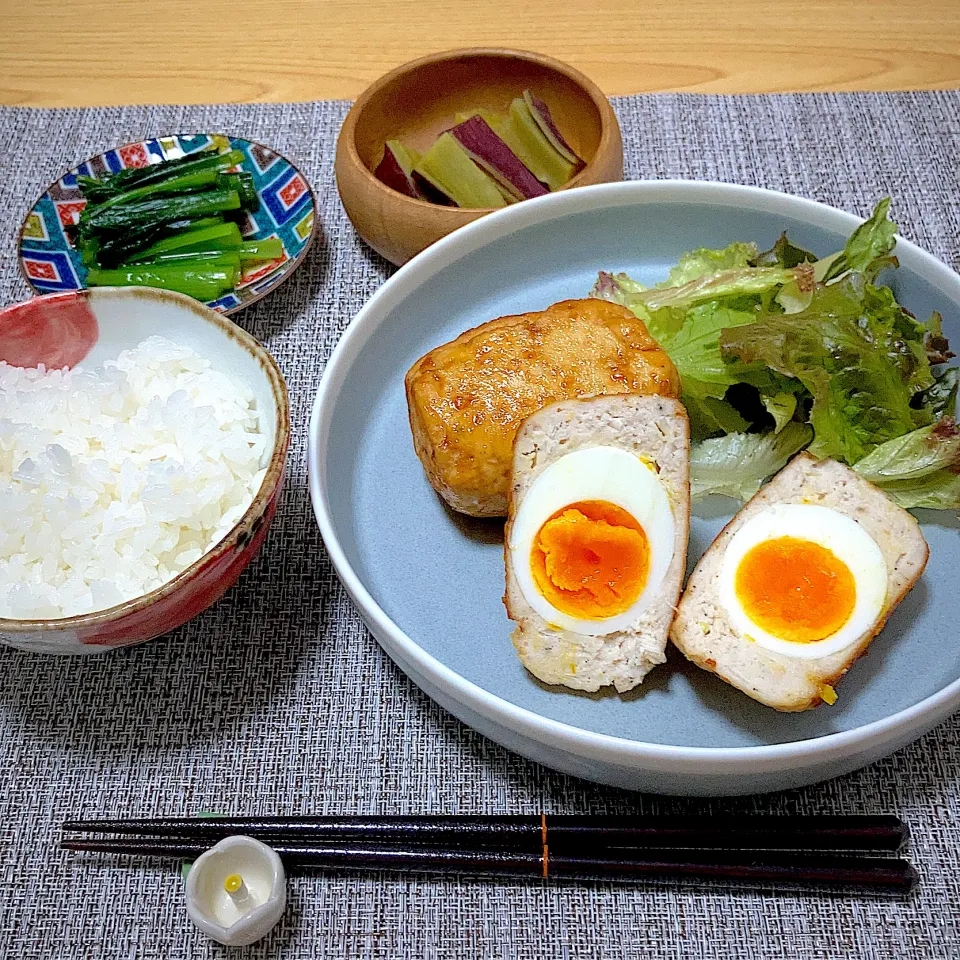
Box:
690, 423, 814, 501
853, 418, 960, 510
720, 273, 938, 463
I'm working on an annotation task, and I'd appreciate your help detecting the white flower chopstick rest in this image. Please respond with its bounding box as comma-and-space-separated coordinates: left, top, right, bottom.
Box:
185, 836, 286, 946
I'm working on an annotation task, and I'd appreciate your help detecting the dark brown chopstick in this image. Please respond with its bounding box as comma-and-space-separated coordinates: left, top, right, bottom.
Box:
60, 814, 909, 853
59, 837, 917, 893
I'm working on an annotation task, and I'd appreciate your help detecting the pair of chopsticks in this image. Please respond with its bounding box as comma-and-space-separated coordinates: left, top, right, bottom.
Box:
61, 814, 917, 893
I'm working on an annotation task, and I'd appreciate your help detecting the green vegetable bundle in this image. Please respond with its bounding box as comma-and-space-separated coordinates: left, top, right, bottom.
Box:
593, 199, 959, 511
72, 146, 282, 302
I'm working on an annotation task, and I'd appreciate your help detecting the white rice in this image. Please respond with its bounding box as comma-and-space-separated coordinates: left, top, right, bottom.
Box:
0, 336, 267, 619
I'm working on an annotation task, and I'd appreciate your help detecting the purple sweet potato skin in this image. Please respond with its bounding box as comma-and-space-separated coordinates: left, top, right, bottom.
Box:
411, 171, 455, 205
524, 90, 582, 165
375, 145, 423, 199
449, 115, 548, 200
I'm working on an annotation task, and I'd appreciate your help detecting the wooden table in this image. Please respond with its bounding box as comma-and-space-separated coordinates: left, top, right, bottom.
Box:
1, 0, 958, 106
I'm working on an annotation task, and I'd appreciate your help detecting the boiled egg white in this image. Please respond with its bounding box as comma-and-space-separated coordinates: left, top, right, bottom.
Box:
508, 446, 675, 636
718, 503, 888, 660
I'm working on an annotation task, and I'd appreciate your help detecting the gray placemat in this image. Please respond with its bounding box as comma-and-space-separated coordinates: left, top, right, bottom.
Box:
0, 91, 959, 959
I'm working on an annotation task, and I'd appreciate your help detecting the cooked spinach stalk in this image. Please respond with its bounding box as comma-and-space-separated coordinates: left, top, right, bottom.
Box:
238, 238, 283, 261
95, 169, 221, 208
86, 255, 242, 301
79, 189, 242, 231
76, 148, 244, 202
129, 222, 244, 261
74, 144, 268, 300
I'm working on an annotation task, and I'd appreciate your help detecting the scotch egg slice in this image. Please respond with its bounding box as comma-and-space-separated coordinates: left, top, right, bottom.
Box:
507, 446, 675, 636
717, 503, 888, 659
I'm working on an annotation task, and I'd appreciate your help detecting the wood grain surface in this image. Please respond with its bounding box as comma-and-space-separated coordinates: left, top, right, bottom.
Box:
1, 0, 959, 107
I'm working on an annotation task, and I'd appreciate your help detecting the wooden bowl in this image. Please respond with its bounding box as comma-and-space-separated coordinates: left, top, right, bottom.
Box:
335, 48, 624, 266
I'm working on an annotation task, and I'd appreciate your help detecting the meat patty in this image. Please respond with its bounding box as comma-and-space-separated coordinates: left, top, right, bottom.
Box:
404, 298, 680, 517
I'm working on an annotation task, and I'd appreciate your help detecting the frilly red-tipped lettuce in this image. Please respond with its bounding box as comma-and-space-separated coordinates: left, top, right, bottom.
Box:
820, 197, 898, 282
591, 258, 809, 440
663, 241, 760, 285
591, 199, 958, 510
916, 366, 959, 420
642, 265, 806, 312
592, 257, 803, 314
750, 232, 818, 269
720, 273, 939, 464
853, 418, 960, 509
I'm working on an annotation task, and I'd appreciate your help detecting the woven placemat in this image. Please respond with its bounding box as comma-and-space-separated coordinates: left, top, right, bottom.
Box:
0, 91, 959, 959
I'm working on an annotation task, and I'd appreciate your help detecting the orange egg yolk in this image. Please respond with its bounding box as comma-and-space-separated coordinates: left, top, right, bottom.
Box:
734, 536, 857, 643
530, 500, 650, 620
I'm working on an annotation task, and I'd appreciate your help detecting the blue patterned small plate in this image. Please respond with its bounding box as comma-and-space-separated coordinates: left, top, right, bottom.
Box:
18, 134, 317, 315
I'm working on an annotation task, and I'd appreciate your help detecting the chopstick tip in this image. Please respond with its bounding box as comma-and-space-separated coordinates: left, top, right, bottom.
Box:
899, 819, 911, 848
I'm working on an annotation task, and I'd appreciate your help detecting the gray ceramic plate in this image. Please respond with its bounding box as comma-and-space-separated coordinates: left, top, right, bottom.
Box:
309, 181, 960, 795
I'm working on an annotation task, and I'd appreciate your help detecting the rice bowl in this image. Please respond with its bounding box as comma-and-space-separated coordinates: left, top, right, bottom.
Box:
0, 287, 289, 654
